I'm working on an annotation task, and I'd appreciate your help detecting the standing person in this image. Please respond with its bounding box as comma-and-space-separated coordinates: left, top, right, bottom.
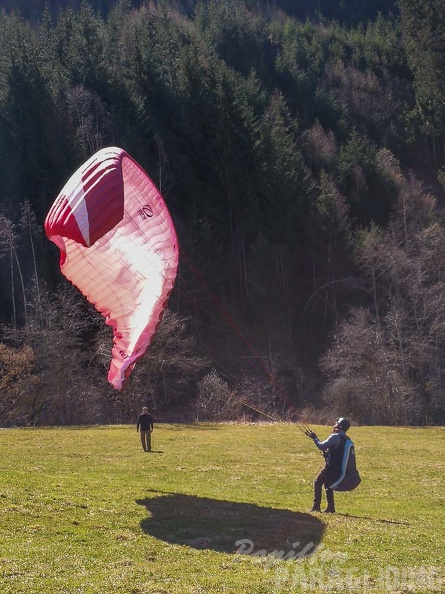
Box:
137, 407, 154, 452
305, 417, 351, 513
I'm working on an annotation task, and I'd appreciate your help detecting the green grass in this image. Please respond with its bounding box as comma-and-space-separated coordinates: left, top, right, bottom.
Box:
0, 423, 444, 593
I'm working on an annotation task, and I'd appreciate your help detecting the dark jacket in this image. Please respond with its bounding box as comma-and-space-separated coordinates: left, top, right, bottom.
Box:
313, 430, 348, 484
137, 413, 154, 432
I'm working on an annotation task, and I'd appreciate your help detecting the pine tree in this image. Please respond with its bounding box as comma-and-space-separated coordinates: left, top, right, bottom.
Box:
399, 0, 445, 161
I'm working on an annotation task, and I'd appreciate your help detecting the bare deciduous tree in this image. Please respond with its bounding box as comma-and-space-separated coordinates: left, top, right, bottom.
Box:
321, 158, 445, 424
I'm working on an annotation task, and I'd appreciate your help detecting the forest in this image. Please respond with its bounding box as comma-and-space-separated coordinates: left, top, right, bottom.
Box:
1, 0, 445, 427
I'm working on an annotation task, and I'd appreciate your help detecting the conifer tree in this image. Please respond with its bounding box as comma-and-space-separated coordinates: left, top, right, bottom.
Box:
399, 0, 445, 161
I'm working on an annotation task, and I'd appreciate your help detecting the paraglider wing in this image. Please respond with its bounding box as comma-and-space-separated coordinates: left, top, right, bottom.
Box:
45, 147, 179, 389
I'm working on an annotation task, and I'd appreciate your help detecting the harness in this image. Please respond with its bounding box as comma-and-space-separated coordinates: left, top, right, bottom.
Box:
325, 434, 361, 492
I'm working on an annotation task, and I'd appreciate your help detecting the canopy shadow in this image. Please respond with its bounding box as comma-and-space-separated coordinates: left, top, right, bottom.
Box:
136, 493, 325, 556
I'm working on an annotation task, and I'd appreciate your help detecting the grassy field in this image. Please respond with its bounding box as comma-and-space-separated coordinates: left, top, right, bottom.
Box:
0, 423, 443, 593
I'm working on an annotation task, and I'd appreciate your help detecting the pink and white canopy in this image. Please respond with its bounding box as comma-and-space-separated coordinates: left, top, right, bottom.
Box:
45, 147, 179, 389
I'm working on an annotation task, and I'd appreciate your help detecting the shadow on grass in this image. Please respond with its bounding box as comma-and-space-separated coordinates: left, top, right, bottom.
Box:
338, 513, 408, 525
136, 493, 325, 556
